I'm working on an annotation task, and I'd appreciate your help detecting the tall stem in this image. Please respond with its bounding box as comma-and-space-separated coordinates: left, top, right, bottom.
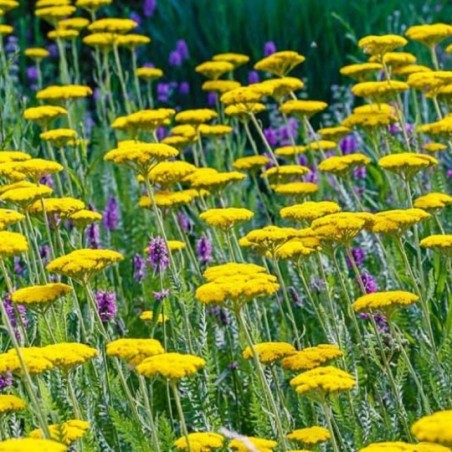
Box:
171, 381, 192, 452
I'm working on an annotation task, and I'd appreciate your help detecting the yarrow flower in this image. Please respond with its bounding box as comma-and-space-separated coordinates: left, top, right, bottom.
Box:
173, 432, 225, 451
411, 410, 452, 446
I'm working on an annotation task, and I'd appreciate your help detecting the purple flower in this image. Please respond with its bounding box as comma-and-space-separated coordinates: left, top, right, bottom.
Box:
40, 245, 51, 264
86, 223, 100, 249
153, 288, 169, 301
3, 293, 27, 340
47, 43, 59, 58
148, 237, 169, 273
26, 66, 39, 81
95, 290, 117, 322
304, 167, 318, 183
209, 307, 230, 325
248, 70, 260, 84
157, 82, 170, 102
103, 197, 120, 231
196, 235, 212, 264
358, 312, 388, 333
13, 256, 25, 277
389, 122, 414, 135
133, 254, 146, 282
39, 174, 54, 188
358, 272, 378, 293
0, 373, 12, 392
129, 11, 142, 26
143, 0, 156, 17
156, 126, 167, 141
297, 155, 308, 166
169, 50, 182, 67
177, 212, 191, 232
340, 134, 358, 155
264, 41, 277, 56
346, 247, 365, 269
176, 39, 189, 60
354, 166, 366, 179
207, 91, 217, 106
179, 81, 190, 95
447, 169, 452, 178
264, 127, 278, 147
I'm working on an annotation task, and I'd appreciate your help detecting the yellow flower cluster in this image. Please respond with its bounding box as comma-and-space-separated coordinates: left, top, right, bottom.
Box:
287, 426, 331, 445
106, 338, 164, 366
242, 342, 296, 364
233, 155, 270, 171
273, 182, 318, 197
318, 153, 371, 176
280, 201, 341, 223
282, 344, 343, 371
173, 432, 225, 451
229, 436, 277, 452
405, 23, 452, 47
175, 109, 218, 125
146, 161, 197, 187
351, 80, 409, 98
195, 61, 234, 80
371, 209, 430, 235
340, 62, 383, 79
254, 50, 305, 77
199, 207, 254, 229
352, 290, 419, 313
29, 420, 89, 445
359, 442, 450, 452
279, 99, 327, 118
11, 283, 72, 308
0, 438, 67, 452
411, 410, 452, 446
358, 34, 407, 56
420, 235, 452, 254
0, 209, 24, 230
378, 153, 437, 177
0, 395, 26, 414
413, 192, 452, 210
29, 197, 85, 217
42, 343, 99, 370
139, 190, 199, 209
112, 109, 175, 132
262, 165, 310, 183
0, 231, 29, 256
23, 105, 67, 122
36, 84, 93, 100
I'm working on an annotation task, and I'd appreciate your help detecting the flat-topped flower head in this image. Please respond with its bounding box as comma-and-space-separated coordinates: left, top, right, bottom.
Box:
29, 420, 89, 445
203, 262, 267, 281
175, 109, 218, 125
12, 283, 72, 310
139, 190, 198, 209
243, 342, 296, 364
105, 142, 179, 175
35, 5, 76, 23
351, 80, 409, 100
202, 79, 241, 93
106, 338, 164, 366
281, 201, 341, 223
358, 34, 407, 56
0, 0, 18, 11
412, 410, 452, 446
58, 17, 90, 30
0, 151, 31, 164
279, 99, 327, 119
232, 155, 270, 171
414, 192, 452, 210
376, 52, 417, 68
41, 343, 98, 371
187, 169, 245, 191
420, 235, 452, 256
212, 52, 249, 68
145, 161, 196, 188
76, 0, 111, 13
0, 185, 53, 207
136, 67, 164, 81
274, 237, 319, 260
199, 208, 253, 230
28, 197, 85, 218
0, 231, 28, 257
317, 125, 351, 141
0, 394, 26, 414
136, 352, 206, 380
88, 18, 137, 34
221, 85, 273, 108
198, 124, 233, 137
115, 34, 151, 49
69, 210, 102, 229
318, 153, 371, 177
46, 249, 123, 281
282, 344, 343, 371
262, 165, 310, 184
405, 23, 452, 47
37, 85, 92, 101
371, 209, 430, 235
48, 29, 80, 41
140, 311, 169, 323
340, 62, 383, 80
0, 438, 67, 452
290, 365, 356, 396
113, 109, 175, 133
0, 209, 24, 230
0, 347, 54, 375
287, 426, 331, 446
378, 153, 437, 178
23, 105, 67, 124
262, 77, 304, 100
352, 290, 419, 314
229, 436, 278, 452
393, 64, 432, 76
40, 128, 77, 147
16, 159, 63, 181
408, 71, 452, 96
273, 182, 318, 198
174, 432, 225, 451
83, 32, 118, 51
422, 142, 447, 153
254, 50, 305, 76
195, 61, 234, 80
359, 442, 450, 452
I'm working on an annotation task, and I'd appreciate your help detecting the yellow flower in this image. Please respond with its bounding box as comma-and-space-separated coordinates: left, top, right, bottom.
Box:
408, 71, 452, 96
290, 366, 356, 395
229, 436, 277, 452
136, 67, 164, 80
232, 155, 269, 171
371, 209, 430, 235
282, 344, 343, 371
140, 311, 168, 323
340, 62, 383, 79
23, 105, 67, 123
273, 182, 318, 197
35, 0, 71, 7
48, 29, 79, 40
0, 185, 53, 207
199, 207, 253, 230
114, 109, 175, 133
377, 51, 417, 68
351, 80, 409, 99
414, 192, 452, 210
46, 249, 123, 281
279, 99, 327, 119
69, 209, 102, 228
76, 0, 111, 12
58, 17, 90, 30
405, 23, 452, 47
412, 410, 452, 446
0, 209, 24, 230
146, 161, 197, 187
0, 348, 54, 375
378, 153, 437, 178
0, 231, 28, 256
42, 343, 98, 370
88, 18, 138, 34
241, 226, 303, 256
280, 201, 341, 223
36, 85, 93, 101
393, 64, 432, 76
105, 142, 179, 174
0, 438, 67, 452
106, 338, 164, 366
274, 238, 319, 260
422, 142, 447, 153
0, 395, 26, 414
262, 165, 310, 184
195, 61, 234, 80
262, 77, 304, 99
83, 32, 118, 50
420, 234, 452, 255
115, 34, 150, 49
287, 426, 331, 445
174, 432, 225, 451
358, 34, 407, 56
28, 197, 85, 217
40, 128, 77, 146
187, 168, 245, 190
198, 124, 233, 137
418, 115, 452, 136
202, 80, 241, 93
0, 0, 18, 11
203, 262, 267, 281
242, 342, 296, 364
359, 442, 450, 451
175, 109, 218, 125
136, 352, 206, 380
224, 103, 266, 119
318, 153, 371, 177
17, 159, 63, 181
167, 240, 186, 253
24, 47, 50, 60
254, 50, 305, 77
139, 190, 198, 209
0, 151, 31, 163
35, 5, 75, 22
352, 290, 419, 313
11, 283, 72, 309
29, 420, 89, 445
317, 126, 351, 141
212, 52, 249, 68
0, 25, 13, 35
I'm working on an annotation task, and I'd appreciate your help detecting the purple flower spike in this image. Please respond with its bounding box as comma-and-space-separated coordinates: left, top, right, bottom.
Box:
133, 254, 147, 283
358, 272, 378, 293
86, 223, 100, 249
0, 372, 12, 392
143, 0, 156, 17
196, 235, 212, 264
264, 41, 277, 56
176, 39, 189, 60
153, 288, 170, 301
148, 237, 169, 274
103, 197, 120, 231
95, 290, 117, 323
